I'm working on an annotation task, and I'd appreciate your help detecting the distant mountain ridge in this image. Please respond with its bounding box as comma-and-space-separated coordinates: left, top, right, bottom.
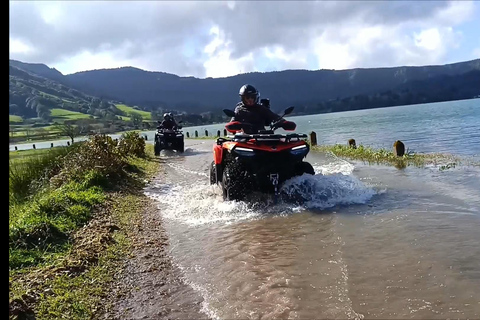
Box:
9, 58, 480, 115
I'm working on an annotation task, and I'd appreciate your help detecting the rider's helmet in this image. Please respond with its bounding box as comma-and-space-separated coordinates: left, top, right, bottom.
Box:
168, 112, 174, 119
163, 113, 171, 120
239, 84, 260, 106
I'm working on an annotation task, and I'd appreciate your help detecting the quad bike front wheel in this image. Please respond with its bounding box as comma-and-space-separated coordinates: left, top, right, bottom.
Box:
177, 140, 184, 153
221, 165, 247, 201
296, 161, 315, 176
209, 160, 216, 185
154, 138, 162, 156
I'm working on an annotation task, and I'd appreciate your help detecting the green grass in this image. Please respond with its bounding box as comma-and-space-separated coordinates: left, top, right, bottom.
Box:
115, 104, 152, 120
118, 115, 131, 121
9, 142, 159, 319
9, 115, 23, 123
312, 144, 473, 169
50, 108, 91, 120
9, 146, 76, 203
9, 147, 58, 161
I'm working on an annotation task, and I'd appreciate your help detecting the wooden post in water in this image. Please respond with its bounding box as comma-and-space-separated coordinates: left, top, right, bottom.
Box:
393, 140, 405, 156
51, 143, 54, 148
15, 146, 18, 151
217, 130, 221, 137
33, 144, 36, 149
186, 132, 190, 138
205, 130, 208, 137
309, 131, 317, 146
67, 141, 70, 146
195, 130, 198, 138
223, 129, 227, 136
348, 139, 356, 149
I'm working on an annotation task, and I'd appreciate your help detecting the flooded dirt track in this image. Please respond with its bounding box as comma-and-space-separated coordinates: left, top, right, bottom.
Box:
140, 139, 480, 319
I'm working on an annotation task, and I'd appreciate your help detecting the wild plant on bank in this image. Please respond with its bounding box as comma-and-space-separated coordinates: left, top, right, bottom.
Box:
117, 131, 146, 158
9, 146, 76, 204
9, 133, 149, 270
312, 144, 462, 169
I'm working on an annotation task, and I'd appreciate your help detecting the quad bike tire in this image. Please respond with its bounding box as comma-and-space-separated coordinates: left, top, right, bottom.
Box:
221, 164, 247, 201
154, 138, 162, 156
296, 161, 315, 176
209, 161, 217, 185
177, 140, 184, 153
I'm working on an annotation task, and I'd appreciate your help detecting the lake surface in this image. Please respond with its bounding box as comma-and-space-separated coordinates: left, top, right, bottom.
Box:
180, 98, 480, 157
141, 138, 480, 319
10, 99, 480, 157
128, 98, 480, 319
12, 98, 480, 318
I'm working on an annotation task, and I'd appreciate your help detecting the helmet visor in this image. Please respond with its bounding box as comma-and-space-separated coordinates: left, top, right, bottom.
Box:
244, 94, 257, 101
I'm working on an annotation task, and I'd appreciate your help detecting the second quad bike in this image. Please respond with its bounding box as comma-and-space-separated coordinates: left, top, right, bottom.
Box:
154, 123, 184, 155
210, 106, 315, 202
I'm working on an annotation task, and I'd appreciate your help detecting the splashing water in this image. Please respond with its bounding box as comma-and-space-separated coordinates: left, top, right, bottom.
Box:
145, 158, 377, 225
280, 172, 377, 210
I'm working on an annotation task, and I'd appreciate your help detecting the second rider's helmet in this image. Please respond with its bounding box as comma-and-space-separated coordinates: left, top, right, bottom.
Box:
239, 84, 260, 105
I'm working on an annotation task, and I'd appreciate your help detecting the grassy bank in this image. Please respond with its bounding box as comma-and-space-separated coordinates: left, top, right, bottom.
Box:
312, 144, 479, 169
9, 132, 160, 319
185, 136, 479, 169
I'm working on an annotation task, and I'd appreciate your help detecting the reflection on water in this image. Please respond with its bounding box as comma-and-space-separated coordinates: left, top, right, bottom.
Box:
143, 141, 480, 319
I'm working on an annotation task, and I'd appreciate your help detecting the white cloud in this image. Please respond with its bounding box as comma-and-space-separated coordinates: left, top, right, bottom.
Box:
414, 28, 442, 51
203, 26, 255, 78
9, 0, 478, 78
473, 48, 480, 59
263, 46, 308, 69
9, 39, 33, 54
52, 50, 134, 74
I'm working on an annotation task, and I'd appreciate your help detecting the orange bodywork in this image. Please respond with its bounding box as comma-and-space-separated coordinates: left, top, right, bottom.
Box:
232, 140, 306, 152
215, 139, 306, 163
213, 144, 223, 164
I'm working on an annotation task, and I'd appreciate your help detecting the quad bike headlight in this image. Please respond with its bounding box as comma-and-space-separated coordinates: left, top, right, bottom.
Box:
176, 134, 183, 137
290, 144, 308, 156
234, 147, 255, 157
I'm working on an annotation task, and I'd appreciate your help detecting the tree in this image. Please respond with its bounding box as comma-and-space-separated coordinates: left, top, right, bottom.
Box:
130, 112, 143, 129
54, 123, 81, 144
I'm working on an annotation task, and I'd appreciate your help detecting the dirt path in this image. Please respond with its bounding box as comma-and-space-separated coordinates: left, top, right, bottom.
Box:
101, 189, 207, 319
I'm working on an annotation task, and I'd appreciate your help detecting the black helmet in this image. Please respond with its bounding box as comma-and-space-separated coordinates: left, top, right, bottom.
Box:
163, 113, 171, 120
239, 84, 260, 104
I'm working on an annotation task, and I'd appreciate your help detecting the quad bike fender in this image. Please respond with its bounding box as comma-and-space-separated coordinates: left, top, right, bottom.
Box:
213, 145, 224, 183
213, 144, 223, 165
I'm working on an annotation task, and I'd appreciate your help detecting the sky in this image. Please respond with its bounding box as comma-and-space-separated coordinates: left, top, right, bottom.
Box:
9, 0, 480, 79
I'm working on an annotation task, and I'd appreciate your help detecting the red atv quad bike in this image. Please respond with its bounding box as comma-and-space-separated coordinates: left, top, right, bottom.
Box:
210, 106, 315, 203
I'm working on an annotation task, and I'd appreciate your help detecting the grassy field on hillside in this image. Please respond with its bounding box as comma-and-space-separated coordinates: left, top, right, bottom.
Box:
9, 115, 23, 123
115, 104, 152, 120
50, 108, 92, 121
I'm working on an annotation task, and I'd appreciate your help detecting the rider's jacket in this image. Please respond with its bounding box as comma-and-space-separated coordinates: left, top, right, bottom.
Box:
158, 119, 177, 130
230, 102, 282, 134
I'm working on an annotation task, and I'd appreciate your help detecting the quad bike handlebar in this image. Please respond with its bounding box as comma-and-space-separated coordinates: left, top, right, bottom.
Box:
223, 106, 296, 134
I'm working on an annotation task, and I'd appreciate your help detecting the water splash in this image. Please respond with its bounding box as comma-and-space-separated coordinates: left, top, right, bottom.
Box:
145, 160, 376, 226
280, 172, 377, 210
145, 183, 264, 226
313, 160, 355, 175
281, 159, 376, 210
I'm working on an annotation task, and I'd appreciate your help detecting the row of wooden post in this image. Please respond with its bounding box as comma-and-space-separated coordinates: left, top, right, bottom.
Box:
13, 130, 405, 157
345, 137, 406, 157
182, 130, 405, 157
183, 129, 228, 138
13, 141, 71, 151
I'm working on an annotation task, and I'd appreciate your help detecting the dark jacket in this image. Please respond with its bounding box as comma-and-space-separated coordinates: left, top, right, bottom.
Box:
158, 119, 177, 130
230, 102, 283, 133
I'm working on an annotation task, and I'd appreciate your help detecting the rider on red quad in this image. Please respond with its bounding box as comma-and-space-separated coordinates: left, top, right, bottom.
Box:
158, 113, 178, 130
231, 84, 286, 134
